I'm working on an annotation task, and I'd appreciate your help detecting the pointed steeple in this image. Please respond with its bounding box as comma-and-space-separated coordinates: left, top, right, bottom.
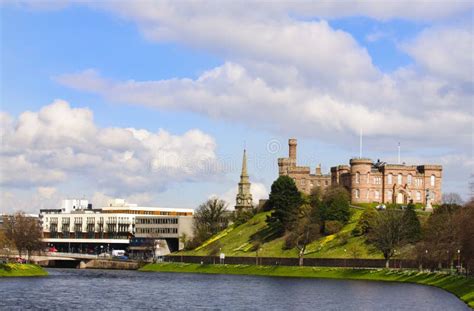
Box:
241, 149, 248, 179
236, 149, 252, 210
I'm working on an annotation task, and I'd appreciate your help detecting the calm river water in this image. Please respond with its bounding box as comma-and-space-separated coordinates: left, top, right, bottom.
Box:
0, 268, 470, 310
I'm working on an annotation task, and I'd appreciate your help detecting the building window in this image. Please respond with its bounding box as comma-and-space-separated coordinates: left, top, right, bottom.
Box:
430, 175, 435, 187
407, 174, 412, 185
397, 174, 402, 185
355, 189, 360, 199
355, 172, 360, 184
387, 174, 393, 184
387, 190, 392, 201
367, 172, 371, 184
416, 191, 421, 201
374, 177, 382, 185
374, 190, 380, 200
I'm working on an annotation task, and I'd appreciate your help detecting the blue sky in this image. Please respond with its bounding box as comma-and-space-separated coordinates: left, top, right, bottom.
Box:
1, 2, 472, 212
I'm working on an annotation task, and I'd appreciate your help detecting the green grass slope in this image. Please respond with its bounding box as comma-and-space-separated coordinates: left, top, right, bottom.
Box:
0, 263, 48, 277
141, 263, 474, 308
177, 208, 383, 259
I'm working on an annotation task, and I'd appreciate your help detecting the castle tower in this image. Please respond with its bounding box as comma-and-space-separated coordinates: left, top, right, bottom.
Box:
235, 149, 253, 210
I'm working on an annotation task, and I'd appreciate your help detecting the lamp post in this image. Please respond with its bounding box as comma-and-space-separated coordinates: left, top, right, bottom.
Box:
344, 249, 347, 268
457, 249, 461, 273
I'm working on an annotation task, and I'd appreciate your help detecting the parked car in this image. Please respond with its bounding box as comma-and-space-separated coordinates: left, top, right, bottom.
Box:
376, 204, 386, 210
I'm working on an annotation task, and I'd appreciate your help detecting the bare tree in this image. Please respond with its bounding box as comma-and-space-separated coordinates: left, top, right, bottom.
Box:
4, 212, 43, 261
442, 193, 464, 205
192, 198, 229, 246
368, 209, 405, 268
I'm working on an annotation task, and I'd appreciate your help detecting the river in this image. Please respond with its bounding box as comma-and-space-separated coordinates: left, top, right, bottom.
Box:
0, 268, 470, 310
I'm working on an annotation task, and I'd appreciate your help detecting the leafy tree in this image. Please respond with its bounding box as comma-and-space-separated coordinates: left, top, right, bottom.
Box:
191, 198, 229, 247
368, 209, 406, 268
352, 207, 378, 236
402, 202, 421, 243
321, 186, 351, 224
266, 176, 303, 234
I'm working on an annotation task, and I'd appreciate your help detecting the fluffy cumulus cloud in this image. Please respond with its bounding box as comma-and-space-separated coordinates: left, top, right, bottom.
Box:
53, 1, 473, 153
0, 100, 220, 196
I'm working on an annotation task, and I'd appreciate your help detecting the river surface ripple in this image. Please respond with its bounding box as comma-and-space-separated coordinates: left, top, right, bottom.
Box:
0, 268, 470, 310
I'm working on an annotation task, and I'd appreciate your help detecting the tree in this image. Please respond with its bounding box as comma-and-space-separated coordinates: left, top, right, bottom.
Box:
352, 207, 378, 236
4, 212, 43, 261
401, 202, 421, 243
321, 186, 351, 225
266, 176, 303, 234
0, 230, 14, 260
368, 209, 406, 268
208, 241, 222, 264
442, 193, 464, 206
417, 204, 461, 270
455, 201, 474, 274
191, 198, 229, 246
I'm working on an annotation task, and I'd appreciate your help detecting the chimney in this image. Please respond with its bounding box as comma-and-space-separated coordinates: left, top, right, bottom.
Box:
289, 138, 297, 161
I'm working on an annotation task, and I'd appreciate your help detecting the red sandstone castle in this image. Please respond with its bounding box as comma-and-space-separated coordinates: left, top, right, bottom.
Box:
278, 139, 442, 205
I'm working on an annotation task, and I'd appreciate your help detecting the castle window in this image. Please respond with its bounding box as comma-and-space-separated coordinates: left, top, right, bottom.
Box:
374, 190, 380, 200
374, 177, 381, 185
387, 190, 392, 200
355, 189, 360, 199
355, 172, 360, 184
367, 172, 371, 184
430, 175, 435, 187
407, 174, 412, 185
387, 174, 393, 184
416, 191, 421, 201
397, 174, 402, 185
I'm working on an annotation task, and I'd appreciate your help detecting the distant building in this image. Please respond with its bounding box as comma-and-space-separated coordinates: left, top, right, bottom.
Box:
277, 138, 443, 206
332, 158, 442, 205
40, 199, 194, 255
278, 139, 331, 194
235, 149, 253, 210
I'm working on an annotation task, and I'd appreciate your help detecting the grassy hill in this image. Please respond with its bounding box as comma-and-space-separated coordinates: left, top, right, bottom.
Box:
177, 208, 383, 259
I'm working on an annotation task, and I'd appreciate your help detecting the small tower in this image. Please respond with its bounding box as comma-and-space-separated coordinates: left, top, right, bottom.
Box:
235, 149, 253, 210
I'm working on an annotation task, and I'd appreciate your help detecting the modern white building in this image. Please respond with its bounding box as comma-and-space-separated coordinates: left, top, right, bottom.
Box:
40, 199, 194, 255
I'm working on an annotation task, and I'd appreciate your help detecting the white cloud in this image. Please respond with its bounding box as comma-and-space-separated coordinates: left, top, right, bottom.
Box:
37, 186, 57, 199
401, 26, 474, 83
0, 100, 221, 195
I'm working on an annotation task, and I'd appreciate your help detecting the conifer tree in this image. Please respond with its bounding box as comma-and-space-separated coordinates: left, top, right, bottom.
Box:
266, 176, 302, 234
402, 202, 421, 243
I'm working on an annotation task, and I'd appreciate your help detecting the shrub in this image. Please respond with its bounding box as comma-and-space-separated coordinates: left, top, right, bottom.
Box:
352, 207, 378, 237
337, 232, 350, 246
325, 220, 343, 235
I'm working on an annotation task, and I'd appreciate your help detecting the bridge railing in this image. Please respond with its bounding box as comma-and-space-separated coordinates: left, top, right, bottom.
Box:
46, 252, 99, 259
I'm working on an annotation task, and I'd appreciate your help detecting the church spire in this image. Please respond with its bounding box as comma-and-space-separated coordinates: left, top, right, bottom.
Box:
241, 149, 248, 179
235, 149, 252, 211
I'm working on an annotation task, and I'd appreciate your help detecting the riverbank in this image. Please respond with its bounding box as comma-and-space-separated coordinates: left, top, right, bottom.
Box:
141, 263, 474, 308
0, 263, 48, 277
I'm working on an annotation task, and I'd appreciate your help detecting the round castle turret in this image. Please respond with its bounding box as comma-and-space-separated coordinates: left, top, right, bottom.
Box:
350, 158, 373, 203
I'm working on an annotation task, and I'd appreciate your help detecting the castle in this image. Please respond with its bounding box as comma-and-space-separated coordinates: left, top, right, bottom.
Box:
278, 139, 442, 206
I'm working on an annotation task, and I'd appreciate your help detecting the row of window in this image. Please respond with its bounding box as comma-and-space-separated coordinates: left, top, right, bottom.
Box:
136, 228, 178, 234
355, 172, 436, 187
354, 189, 434, 201
300, 180, 329, 187
136, 218, 178, 225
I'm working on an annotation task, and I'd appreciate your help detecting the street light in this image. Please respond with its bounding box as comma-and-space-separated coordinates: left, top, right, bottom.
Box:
457, 249, 461, 273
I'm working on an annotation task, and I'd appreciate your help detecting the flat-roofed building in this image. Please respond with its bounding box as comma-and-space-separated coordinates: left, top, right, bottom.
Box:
40, 199, 194, 255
